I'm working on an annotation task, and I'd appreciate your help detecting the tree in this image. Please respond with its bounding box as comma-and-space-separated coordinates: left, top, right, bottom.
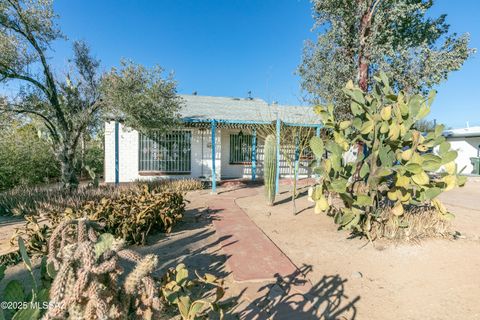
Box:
0, 0, 181, 190
298, 0, 474, 118
0, 120, 59, 191
100, 60, 182, 135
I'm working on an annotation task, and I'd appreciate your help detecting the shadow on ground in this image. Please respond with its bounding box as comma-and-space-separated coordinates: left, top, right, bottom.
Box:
233, 264, 360, 320
1, 189, 360, 319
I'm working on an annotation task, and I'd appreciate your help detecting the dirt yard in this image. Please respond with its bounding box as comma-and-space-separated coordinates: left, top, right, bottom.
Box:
1, 180, 479, 319
235, 178, 480, 320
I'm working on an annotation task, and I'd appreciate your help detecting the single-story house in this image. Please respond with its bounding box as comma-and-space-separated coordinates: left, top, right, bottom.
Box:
444, 126, 480, 174
104, 95, 321, 192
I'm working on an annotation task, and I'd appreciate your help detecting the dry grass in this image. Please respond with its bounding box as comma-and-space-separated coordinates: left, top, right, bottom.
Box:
0, 179, 204, 216
370, 206, 452, 241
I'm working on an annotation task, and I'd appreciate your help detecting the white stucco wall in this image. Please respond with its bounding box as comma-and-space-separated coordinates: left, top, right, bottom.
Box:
104, 121, 314, 182
446, 136, 480, 174
104, 122, 139, 182
104, 122, 221, 183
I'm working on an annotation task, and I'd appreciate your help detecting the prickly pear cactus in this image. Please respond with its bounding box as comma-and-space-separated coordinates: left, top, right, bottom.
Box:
309, 72, 466, 238
264, 134, 277, 206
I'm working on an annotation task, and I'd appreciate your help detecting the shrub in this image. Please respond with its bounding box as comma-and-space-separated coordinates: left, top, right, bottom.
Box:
309, 72, 466, 240
0, 122, 60, 192
9, 185, 186, 261
0, 184, 122, 216
0, 179, 202, 217
142, 178, 204, 193
80, 185, 185, 244
0, 238, 53, 320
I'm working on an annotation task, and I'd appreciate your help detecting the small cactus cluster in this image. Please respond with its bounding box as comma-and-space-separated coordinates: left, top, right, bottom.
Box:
309, 72, 467, 239
161, 264, 225, 319
44, 218, 163, 319
264, 134, 277, 206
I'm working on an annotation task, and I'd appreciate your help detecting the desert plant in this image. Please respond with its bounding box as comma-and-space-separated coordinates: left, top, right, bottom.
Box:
264, 134, 277, 206
44, 218, 164, 319
79, 185, 185, 244
143, 178, 204, 193
10, 215, 55, 258
44, 218, 227, 319
0, 238, 53, 320
0, 184, 122, 216
309, 72, 467, 240
84, 165, 99, 188
8, 185, 185, 262
161, 263, 225, 319
0, 179, 200, 217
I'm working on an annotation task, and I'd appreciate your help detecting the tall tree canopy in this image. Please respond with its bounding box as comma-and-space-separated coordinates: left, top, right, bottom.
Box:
0, 0, 182, 190
298, 0, 474, 118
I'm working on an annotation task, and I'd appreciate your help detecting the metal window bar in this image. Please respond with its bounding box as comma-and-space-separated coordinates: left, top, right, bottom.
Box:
139, 131, 191, 173
229, 133, 252, 164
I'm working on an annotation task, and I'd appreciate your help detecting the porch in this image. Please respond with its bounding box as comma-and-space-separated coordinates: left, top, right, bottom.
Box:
104, 94, 322, 193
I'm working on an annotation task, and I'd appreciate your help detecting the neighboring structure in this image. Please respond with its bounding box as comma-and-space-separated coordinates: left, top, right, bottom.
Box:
443, 126, 480, 174
104, 95, 321, 192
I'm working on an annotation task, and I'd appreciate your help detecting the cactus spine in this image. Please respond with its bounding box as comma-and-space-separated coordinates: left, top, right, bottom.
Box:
264, 134, 277, 206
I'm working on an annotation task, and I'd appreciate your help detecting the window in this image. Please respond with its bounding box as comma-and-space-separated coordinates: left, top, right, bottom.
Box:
229, 133, 252, 164
139, 131, 191, 173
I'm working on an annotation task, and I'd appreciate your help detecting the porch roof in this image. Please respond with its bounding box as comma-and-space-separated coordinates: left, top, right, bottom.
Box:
179, 94, 320, 126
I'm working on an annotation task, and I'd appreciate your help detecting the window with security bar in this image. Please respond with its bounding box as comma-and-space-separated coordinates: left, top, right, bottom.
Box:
229, 133, 252, 164
139, 131, 191, 173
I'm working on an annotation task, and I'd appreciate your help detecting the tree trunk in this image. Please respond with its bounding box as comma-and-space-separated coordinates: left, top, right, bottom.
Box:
58, 143, 79, 191
358, 4, 372, 92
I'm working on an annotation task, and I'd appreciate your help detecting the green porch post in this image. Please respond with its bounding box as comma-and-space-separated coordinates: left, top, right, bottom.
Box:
211, 119, 217, 193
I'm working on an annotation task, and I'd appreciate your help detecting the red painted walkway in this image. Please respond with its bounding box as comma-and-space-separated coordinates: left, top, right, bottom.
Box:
208, 188, 306, 285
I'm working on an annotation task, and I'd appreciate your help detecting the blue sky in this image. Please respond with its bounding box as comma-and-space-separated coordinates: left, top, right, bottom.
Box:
48, 0, 479, 128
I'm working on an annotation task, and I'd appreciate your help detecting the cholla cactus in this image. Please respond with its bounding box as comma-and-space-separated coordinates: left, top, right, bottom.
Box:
309, 72, 467, 239
43, 218, 162, 320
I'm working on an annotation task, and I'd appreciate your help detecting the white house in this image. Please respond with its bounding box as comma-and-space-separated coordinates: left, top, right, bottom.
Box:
104, 95, 321, 192
444, 126, 480, 174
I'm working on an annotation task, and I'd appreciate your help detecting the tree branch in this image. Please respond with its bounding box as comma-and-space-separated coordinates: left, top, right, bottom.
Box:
7, 0, 67, 131
6, 107, 60, 142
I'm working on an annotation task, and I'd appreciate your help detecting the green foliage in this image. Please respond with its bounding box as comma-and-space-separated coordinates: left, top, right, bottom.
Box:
82, 136, 104, 186
0, 122, 59, 191
1, 1, 181, 190
0, 239, 53, 320
0, 179, 201, 217
4, 219, 227, 319
162, 263, 226, 319
10, 215, 53, 258
299, 0, 474, 118
100, 59, 183, 134
143, 178, 204, 193
263, 134, 277, 206
9, 185, 186, 259
310, 72, 466, 239
80, 185, 185, 244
